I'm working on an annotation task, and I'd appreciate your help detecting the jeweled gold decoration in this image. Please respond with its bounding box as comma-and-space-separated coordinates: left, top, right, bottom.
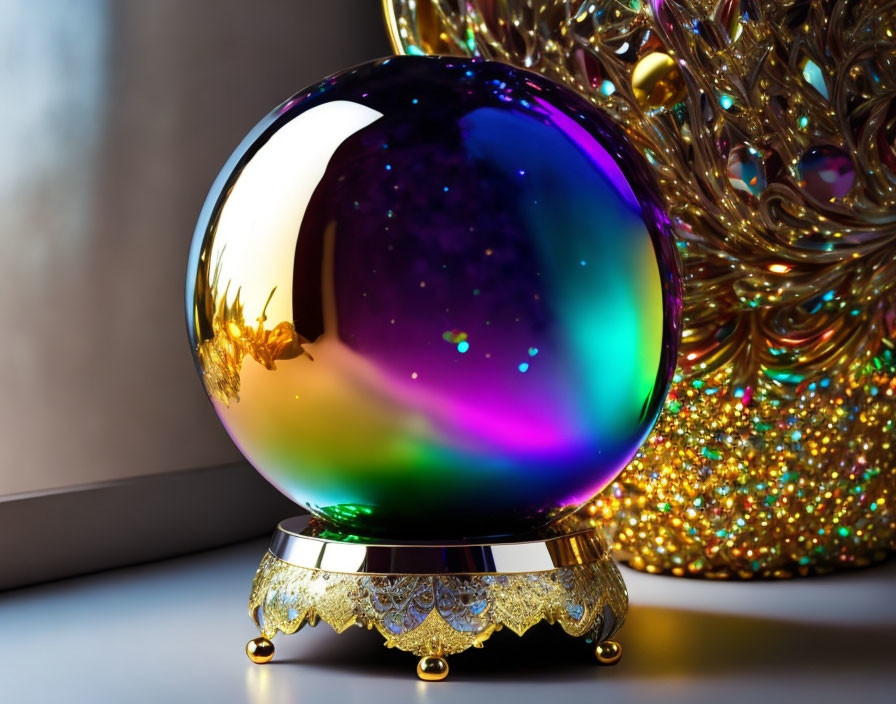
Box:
384, 0, 896, 577
245, 517, 627, 678
249, 551, 627, 658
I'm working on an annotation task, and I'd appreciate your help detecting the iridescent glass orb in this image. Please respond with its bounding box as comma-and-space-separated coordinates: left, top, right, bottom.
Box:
186, 56, 680, 539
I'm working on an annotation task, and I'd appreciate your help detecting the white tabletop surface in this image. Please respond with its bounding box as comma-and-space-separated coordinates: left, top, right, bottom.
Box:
2, 538, 894, 704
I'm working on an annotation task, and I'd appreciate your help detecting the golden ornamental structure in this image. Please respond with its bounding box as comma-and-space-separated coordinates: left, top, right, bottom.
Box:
383, 0, 896, 578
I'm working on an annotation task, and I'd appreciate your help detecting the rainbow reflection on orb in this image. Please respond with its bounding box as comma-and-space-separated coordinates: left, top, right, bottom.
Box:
186, 56, 681, 539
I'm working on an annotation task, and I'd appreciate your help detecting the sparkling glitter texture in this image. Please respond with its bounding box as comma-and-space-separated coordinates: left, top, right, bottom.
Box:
186, 57, 680, 540
384, 0, 896, 575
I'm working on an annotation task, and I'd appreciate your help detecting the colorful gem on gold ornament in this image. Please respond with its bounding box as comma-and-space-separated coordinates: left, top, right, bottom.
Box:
799, 57, 829, 99
798, 145, 855, 201
878, 122, 896, 174
572, 46, 605, 91
631, 52, 686, 110
385, 0, 460, 57
727, 145, 766, 198
602, 357, 896, 578
719, 93, 736, 111
186, 56, 681, 539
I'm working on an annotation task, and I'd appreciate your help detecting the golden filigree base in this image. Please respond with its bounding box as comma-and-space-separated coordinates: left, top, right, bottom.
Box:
246, 517, 628, 679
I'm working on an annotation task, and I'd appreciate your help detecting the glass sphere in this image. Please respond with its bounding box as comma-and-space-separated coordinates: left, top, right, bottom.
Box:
186, 56, 680, 539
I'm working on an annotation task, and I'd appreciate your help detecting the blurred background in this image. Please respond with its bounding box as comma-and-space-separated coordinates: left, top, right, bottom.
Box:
0, 0, 391, 587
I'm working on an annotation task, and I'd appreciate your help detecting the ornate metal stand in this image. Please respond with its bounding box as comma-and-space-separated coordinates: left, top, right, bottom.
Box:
246, 516, 628, 680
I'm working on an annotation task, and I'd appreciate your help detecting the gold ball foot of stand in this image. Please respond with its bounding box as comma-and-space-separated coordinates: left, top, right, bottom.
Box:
595, 640, 622, 665
245, 516, 628, 679
417, 655, 449, 681
246, 636, 275, 664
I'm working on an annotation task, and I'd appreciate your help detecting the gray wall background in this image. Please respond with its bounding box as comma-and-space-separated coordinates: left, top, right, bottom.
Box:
0, 0, 392, 497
